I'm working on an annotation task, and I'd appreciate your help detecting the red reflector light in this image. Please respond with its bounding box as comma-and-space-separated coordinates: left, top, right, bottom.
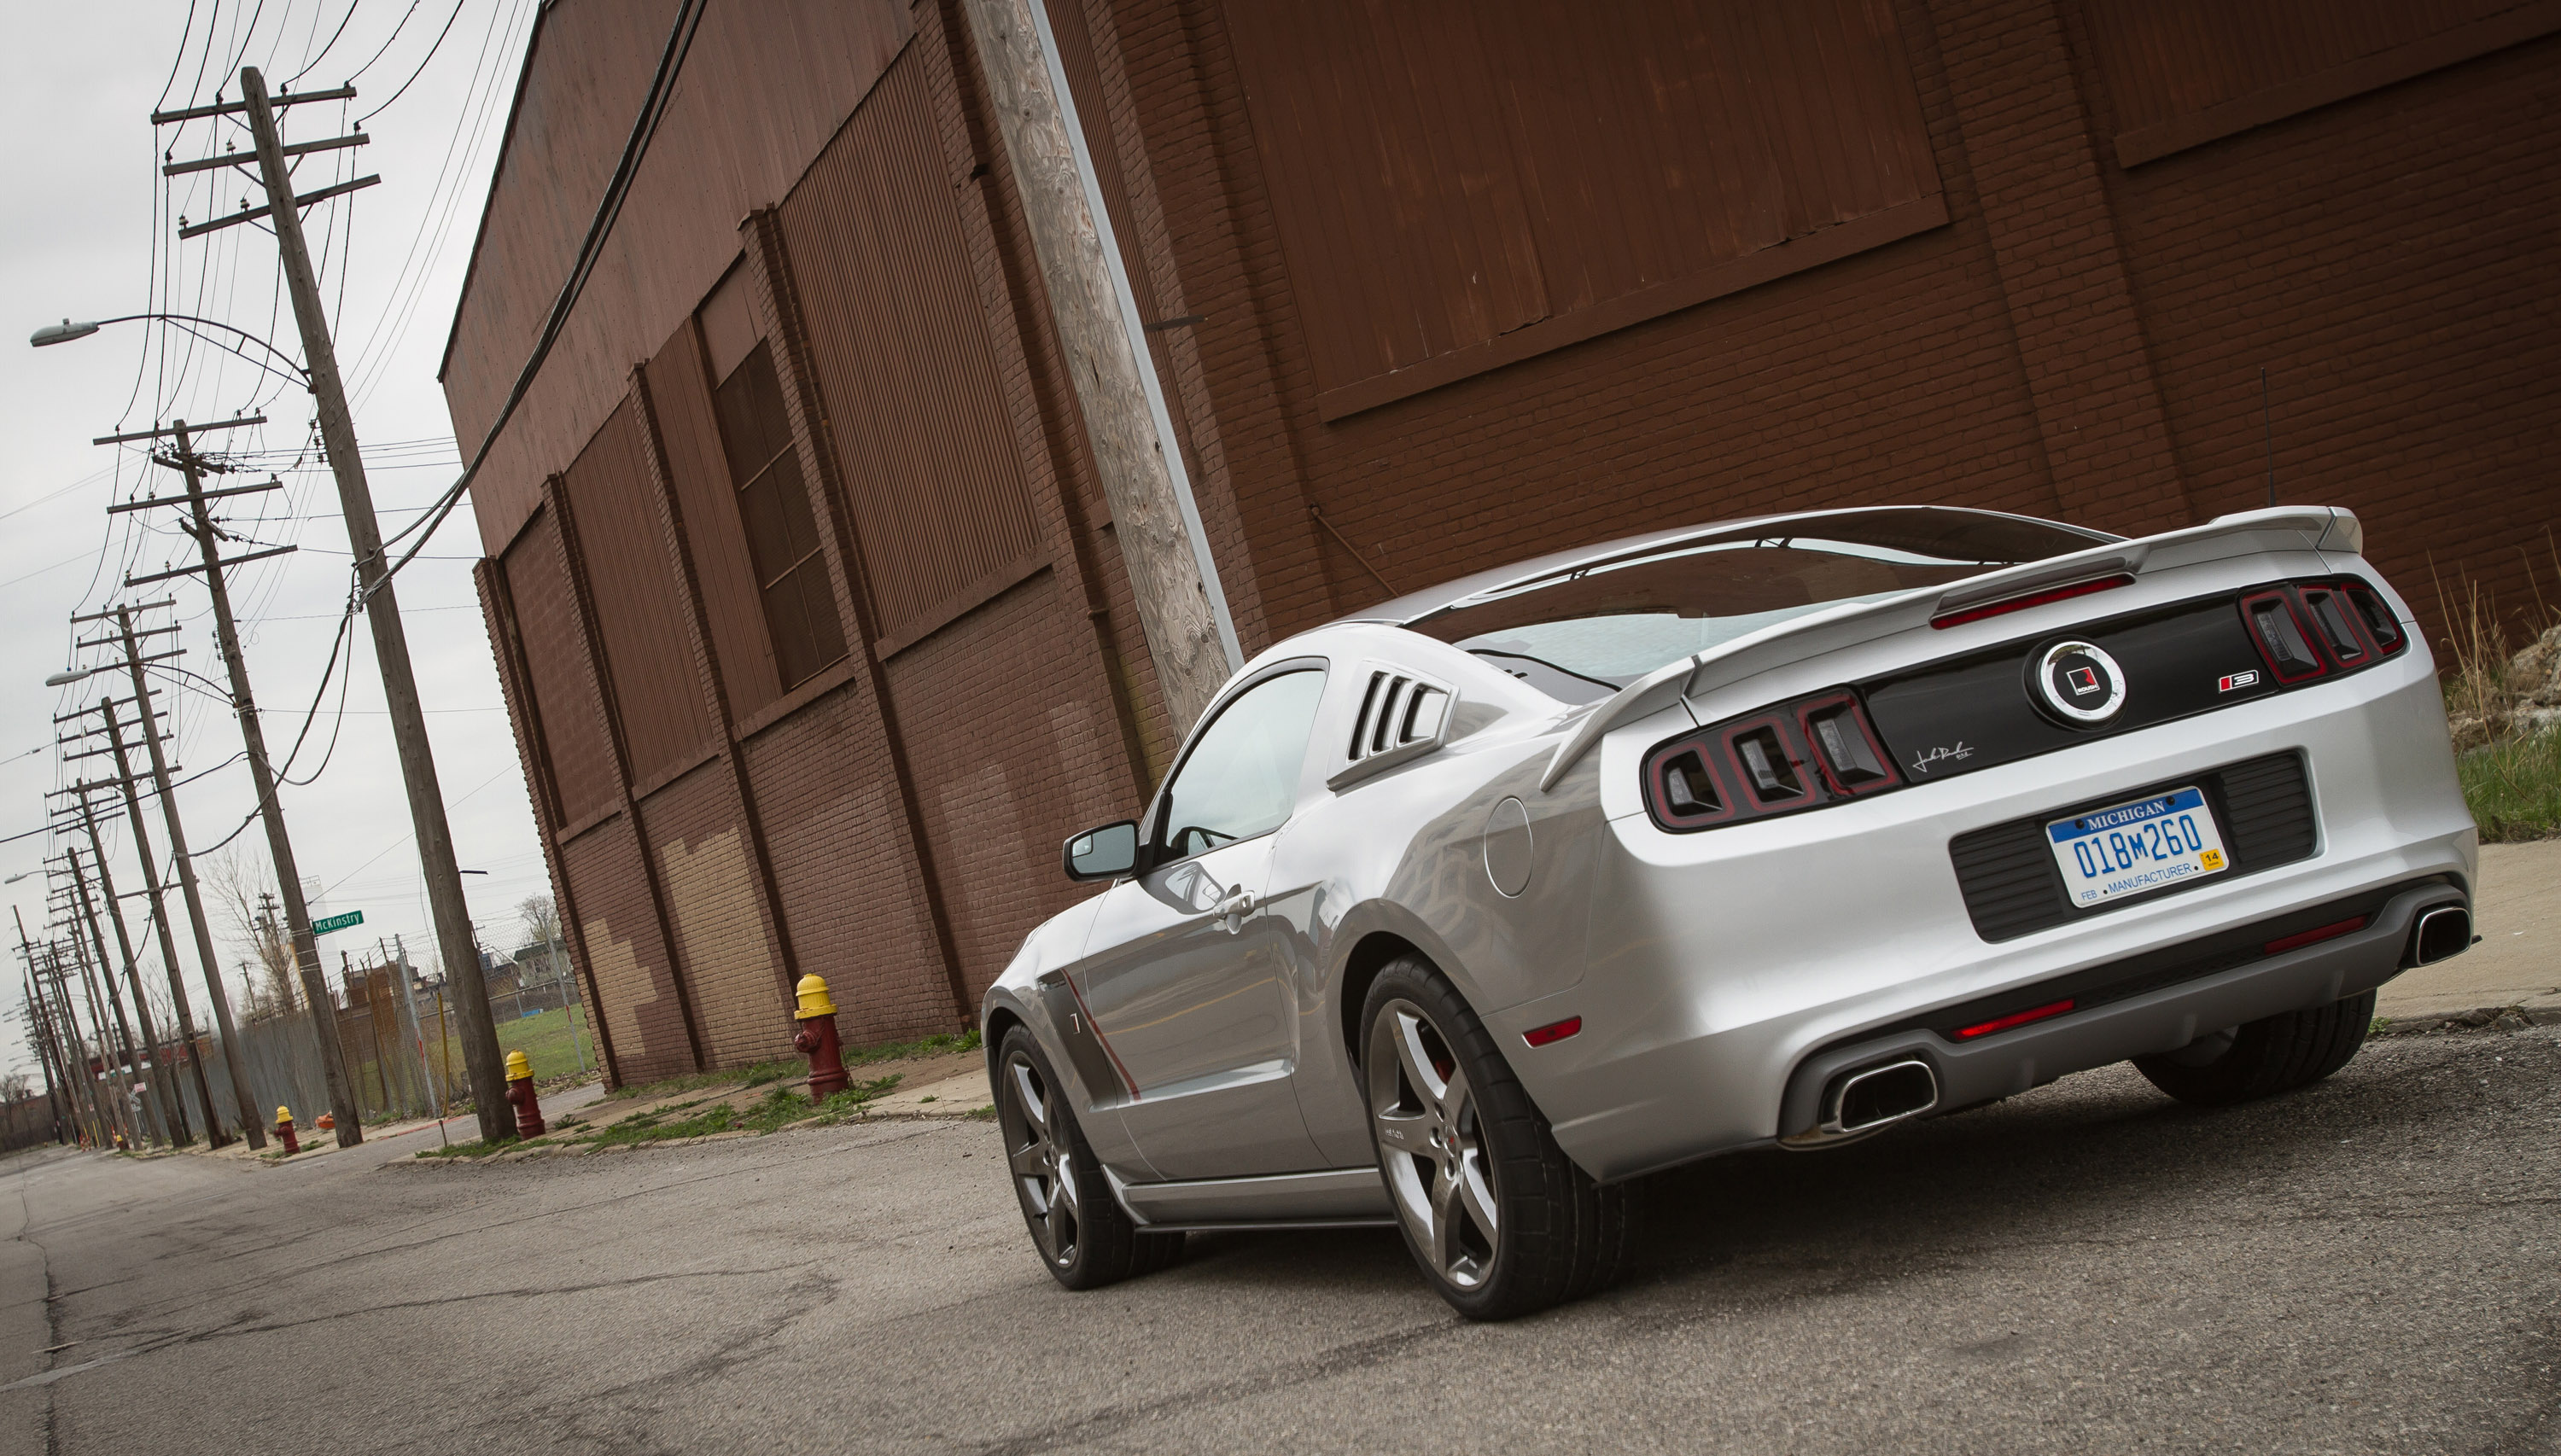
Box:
1930, 574, 2133, 630
1954, 998, 2074, 1040
1522, 1016, 1582, 1048
2263, 916, 2366, 955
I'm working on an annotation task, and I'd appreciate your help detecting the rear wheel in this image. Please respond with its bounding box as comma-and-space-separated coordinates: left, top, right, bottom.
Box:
2133, 989, 2377, 1107
1361, 955, 1636, 1320
995, 1026, 1183, 1289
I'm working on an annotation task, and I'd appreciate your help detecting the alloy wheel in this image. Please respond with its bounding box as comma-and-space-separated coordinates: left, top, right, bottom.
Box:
1368, 999, 1499, 1290
1002, 1050, 1079, 1268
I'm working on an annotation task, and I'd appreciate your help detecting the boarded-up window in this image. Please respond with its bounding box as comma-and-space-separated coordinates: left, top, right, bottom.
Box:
713, 340, 846, 689
1223, 0, 1946, 419
562, 403, 712, 786
776, 55, 1045, 640
501, 513, 616, 828
2089, 0, 2561, 166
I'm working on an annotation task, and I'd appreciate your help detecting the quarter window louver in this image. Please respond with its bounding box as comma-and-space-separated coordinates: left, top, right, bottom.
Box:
1328, 667, 1456, 790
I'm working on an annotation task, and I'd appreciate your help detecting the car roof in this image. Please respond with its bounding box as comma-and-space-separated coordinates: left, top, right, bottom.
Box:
1331, 504, 2120, 627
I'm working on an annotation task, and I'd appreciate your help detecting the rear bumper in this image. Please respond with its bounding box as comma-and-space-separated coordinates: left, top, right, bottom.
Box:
1773, 878, 2462, 1141
1493, 653, 2476, 1183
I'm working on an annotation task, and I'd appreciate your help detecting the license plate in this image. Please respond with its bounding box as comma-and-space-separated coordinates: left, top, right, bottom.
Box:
2045, 786, 2229, 907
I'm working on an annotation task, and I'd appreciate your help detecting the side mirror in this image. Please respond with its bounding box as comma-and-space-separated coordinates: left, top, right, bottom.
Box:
1063, 820, 1140, 882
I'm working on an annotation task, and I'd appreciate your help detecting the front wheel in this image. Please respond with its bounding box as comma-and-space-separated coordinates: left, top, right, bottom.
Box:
2132, 989, 2377, 1107
1362, 955, 1636, 1320
995, 1026, 1182, 1290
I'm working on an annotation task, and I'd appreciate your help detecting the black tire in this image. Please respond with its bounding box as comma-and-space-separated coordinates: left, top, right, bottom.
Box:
995, 1026, 1184, 1290
1359, 954, 1637, 1320
2132, 989, 2377, 1107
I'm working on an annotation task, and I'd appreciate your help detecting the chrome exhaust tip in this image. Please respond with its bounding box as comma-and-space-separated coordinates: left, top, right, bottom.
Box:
1829, 1057, 1940, 1133
2411, 905, 2472, 966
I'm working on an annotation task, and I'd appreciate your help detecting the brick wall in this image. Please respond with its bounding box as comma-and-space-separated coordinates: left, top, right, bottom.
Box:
464, 0, 2558, 1085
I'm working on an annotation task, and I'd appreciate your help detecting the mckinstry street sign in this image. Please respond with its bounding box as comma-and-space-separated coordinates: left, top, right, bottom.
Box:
311, 911, 365, 936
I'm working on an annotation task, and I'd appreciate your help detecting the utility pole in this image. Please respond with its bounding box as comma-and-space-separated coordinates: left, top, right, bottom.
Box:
20, 915, 100, 1148
22, 973, 71, 1144
54, 923, 133, 1149
167, 65, 510, 1140
58, 784, 190, 1143
106, 416, 358, 1145
59, 847, 161, 1145
76, 603, 256, 1145
953, 2, 1243, 733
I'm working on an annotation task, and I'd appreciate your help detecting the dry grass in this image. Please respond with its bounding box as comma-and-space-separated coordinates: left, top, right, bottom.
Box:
2434, 531, 2561, 841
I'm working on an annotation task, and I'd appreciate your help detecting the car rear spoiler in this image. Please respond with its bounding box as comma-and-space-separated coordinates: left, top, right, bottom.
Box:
1537, 506, 2358, 791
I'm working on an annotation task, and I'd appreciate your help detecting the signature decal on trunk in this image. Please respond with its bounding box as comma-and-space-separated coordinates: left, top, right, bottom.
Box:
1911, 742, 1975, 776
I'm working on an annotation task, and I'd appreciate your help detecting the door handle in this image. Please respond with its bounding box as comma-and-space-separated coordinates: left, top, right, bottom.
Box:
1214, 889, 1258, 931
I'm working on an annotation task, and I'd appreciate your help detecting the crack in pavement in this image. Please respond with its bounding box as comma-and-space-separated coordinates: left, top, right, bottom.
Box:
967, 1317, 1467, 1456
0, 1261, 825, 1393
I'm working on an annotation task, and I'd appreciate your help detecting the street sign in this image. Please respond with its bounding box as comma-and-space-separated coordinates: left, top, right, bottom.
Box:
311, 910, 365, 936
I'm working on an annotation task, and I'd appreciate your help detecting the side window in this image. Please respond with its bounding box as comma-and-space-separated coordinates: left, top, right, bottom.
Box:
1156, 670, 1327, 860
713, 339, 847, 688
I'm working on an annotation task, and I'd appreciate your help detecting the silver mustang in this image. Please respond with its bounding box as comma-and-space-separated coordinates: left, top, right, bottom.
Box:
980, 504, 2476, 1319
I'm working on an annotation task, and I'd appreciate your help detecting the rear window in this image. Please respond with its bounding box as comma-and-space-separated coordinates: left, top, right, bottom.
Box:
1408, 509, 2112, 704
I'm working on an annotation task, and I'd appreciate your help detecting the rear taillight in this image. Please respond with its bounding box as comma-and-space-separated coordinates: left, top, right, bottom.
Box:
1643, 691, 1899, 831
2239, 578, 2406, 684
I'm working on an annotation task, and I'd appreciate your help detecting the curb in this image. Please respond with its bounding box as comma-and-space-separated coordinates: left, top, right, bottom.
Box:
2375, 1005, 2561, 1037
380, 1104, 994, 1168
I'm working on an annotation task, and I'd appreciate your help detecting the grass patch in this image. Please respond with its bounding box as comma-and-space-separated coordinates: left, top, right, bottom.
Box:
2459, 725, 2561, 842
606, 1059, 802, 1103
493, 1005, 602, 1083
842, 1028, 980, 1068
598, 1029, 976, 1102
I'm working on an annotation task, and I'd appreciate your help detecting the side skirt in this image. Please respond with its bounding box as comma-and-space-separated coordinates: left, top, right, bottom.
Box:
1105, 1164, 1394, 1230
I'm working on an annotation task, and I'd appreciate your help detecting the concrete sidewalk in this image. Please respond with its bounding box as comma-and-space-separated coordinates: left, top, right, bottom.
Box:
2377, 837, 2560, 1019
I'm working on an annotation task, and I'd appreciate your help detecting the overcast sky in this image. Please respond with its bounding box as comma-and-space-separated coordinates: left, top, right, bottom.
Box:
0, 0, 545, 1087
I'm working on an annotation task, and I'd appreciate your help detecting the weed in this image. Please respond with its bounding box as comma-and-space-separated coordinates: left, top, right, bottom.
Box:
2459, 725, 2561, 842
966, 1104, 998, 1121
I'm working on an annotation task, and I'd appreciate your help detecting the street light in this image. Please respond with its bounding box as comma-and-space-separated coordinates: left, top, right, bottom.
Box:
30, 314, 307, 389
44, 667, 91, 687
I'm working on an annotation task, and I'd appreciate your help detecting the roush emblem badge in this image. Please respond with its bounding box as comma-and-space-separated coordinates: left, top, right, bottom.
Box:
2033, 640, 2127, 725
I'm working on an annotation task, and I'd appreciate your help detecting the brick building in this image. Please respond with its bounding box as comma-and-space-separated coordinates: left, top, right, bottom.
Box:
446, 0, 2561, 1086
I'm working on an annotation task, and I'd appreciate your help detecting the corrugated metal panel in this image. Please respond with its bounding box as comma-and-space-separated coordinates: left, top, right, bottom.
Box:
446, 0, 914, 557
499, 510, 617, 828
1220, 0, 1943, 418
774, 50, 1045, 640
643, 317, 782, 718
561, 401, 715, 787
2087, 0, 2529, 134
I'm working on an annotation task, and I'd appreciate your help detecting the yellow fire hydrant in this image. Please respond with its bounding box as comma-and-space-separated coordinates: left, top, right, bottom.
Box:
274, 1105, 300, 1155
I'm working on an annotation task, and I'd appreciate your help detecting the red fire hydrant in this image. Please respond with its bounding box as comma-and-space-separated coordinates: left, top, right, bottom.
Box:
505, 1050, 546, 1138
791, 974, 849, 1103
274, 1106, 300, 1156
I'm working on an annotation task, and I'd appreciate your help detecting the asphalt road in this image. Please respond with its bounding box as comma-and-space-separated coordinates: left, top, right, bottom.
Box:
2, 1026, 2553, 1456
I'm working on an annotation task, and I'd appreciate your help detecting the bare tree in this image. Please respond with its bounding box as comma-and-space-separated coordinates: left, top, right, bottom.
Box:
204, 846, 297, 1017
0, 1071, 31, 1104
517, 894, 563, 980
